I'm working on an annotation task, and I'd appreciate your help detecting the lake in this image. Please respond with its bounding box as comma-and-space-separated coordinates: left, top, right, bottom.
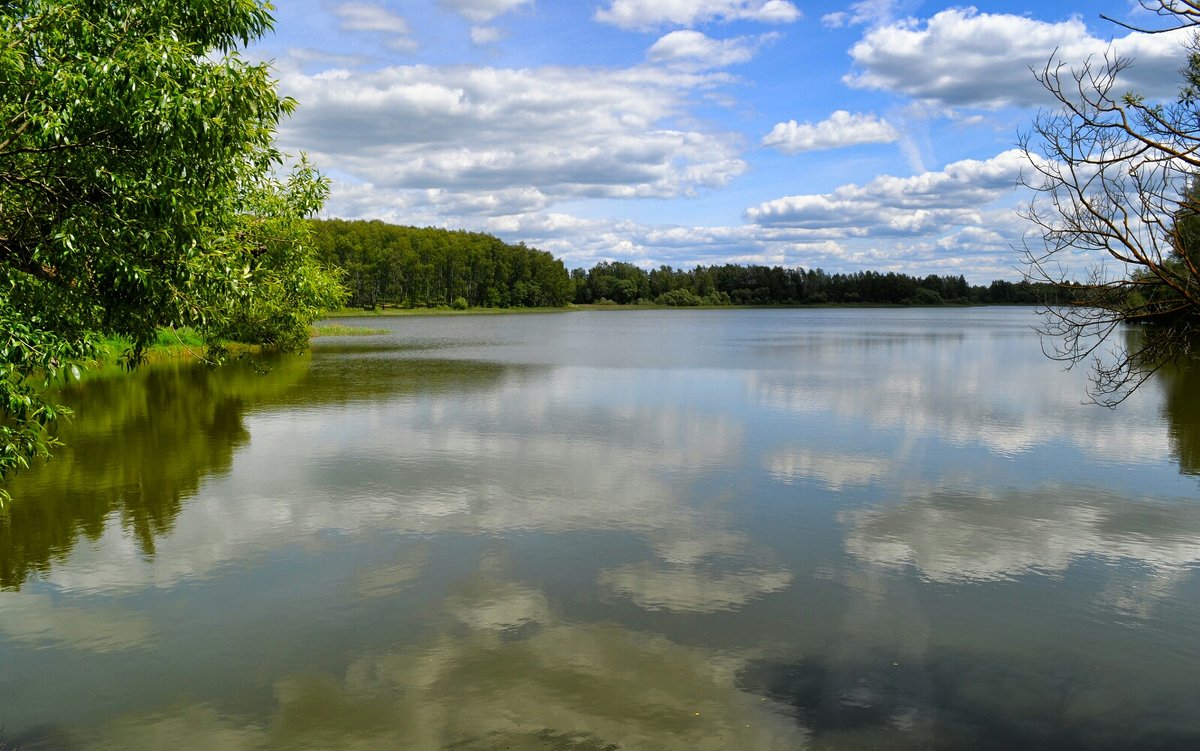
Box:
1, 307, 1198, 750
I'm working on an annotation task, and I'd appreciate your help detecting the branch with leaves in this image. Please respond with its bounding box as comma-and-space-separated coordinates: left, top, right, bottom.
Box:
0, 0, 344, 498
1021, 15, 1200, 405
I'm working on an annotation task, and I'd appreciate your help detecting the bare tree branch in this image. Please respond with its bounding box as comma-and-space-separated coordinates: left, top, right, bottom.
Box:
1021, 17, 1200, 405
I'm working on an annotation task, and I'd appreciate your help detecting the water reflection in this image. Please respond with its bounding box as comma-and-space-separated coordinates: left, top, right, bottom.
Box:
1158, 352, 1200, 475
738, 655, 936, 748
1, 309, 1198, 750
0, 359, 300, 589
765, 448, 891, 490
352, 543, 430, 600
747, 314, 1172, 467
80, 557, 802, 751
843, 487, 1200, 586
599, 561, 792, 613
0, 354, 519, 591
738, 646, 1200, 750
0, 592, 153, 652
830, 480, 1200, 746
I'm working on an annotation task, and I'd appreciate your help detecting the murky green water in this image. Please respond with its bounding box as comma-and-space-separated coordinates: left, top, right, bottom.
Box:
1, 308, 1198, 750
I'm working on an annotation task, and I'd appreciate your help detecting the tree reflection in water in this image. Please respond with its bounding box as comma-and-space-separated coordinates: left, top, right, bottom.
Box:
0, 353, 518, 590
1158, 351, 1200, 476
3, 312, 1198, 750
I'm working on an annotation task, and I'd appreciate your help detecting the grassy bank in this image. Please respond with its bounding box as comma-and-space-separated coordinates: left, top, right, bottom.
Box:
321, 305, 575, 317
80, 322, 391, 374
88, 328, 262, 370
310, 322, 390, 336
324, 302, 988, 317
93, 327, 214, 365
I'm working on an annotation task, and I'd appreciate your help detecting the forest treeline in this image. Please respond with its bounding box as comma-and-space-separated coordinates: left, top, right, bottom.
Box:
312, 218, 1071, 310
571, 262, 1074, 307
310, 219, 574, 309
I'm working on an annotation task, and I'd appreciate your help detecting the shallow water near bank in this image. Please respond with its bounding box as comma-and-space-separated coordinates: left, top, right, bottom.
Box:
1, 308, 1198, 750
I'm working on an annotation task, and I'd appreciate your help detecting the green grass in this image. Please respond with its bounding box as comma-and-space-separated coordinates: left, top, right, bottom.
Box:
309, 323, 390, 336
95, 327, 210, 363
82, 322, 388, 372
321, 305, 574, 317
85, 327, 272, 375
152, 326, 207, 349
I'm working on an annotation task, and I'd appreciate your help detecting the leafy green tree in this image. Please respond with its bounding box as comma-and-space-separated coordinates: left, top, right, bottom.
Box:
309, 220, 570, 309
573, 261, 1049, 308
655, 289, 701, 306
0, 0, 343, 499
1021, 1, 1200, 404
910, 287, 944, 306
575, 262, 649, 304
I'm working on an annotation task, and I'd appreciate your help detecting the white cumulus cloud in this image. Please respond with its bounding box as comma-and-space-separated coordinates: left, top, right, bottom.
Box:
596, 0, 800, 30
470, 25, 505, 44
278, 62, 746, 209
762, 110, 899, 153
647, 30, 779, 69
746, 149, 1027, 235
440, 0, 533, 24
845, 8, 1193, 108
332, 2, 416, 51
821, 0, 900, 28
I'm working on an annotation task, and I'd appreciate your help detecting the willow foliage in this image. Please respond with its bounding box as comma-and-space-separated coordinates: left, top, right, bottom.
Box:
0, 0, 344, 499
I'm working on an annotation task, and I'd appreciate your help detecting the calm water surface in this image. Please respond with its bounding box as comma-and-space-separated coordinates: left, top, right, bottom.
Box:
1, 308, 1198, 750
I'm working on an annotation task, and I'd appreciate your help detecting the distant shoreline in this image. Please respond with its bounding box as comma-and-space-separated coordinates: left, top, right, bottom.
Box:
320, 301, 1039, 318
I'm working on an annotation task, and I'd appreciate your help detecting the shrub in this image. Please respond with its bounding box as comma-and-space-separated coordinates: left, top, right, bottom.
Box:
655, 289, 701, 306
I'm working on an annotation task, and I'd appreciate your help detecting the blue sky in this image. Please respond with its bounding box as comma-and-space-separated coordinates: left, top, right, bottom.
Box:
249, 1, 1193, 281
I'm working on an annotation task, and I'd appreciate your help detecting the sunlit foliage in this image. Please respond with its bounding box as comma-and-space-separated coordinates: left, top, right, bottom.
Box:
0, 0, 344, 497
310, 219, 573, 309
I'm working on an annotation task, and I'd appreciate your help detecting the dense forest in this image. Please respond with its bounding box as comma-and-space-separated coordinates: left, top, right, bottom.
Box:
310, 219, 575, 309
570, 261, 1073, 307
312, 218, 1070, 310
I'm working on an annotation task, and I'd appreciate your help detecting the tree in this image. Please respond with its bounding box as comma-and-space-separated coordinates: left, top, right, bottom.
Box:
308, 220, 572, 309
0, 0, 344, 500
1020, 1, 1200, 405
